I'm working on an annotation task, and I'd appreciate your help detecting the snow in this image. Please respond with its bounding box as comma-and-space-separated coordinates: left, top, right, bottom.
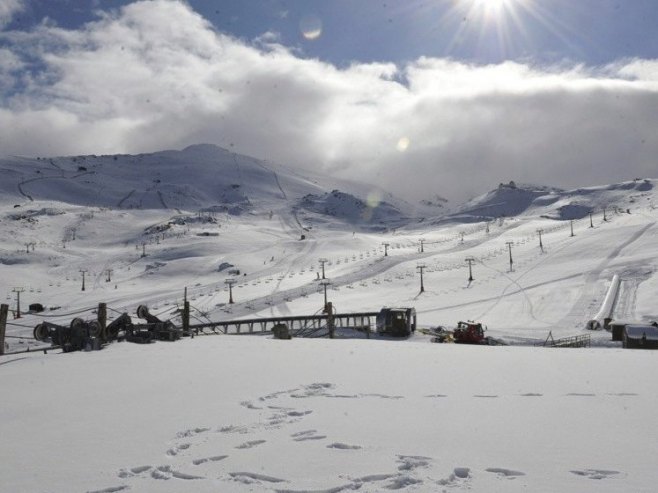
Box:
2, 338, 658, 492
1, 146, 658, 491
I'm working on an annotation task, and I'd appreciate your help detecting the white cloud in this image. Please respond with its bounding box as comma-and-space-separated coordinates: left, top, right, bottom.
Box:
0, 0, 24, 29
0, 0, 657, 202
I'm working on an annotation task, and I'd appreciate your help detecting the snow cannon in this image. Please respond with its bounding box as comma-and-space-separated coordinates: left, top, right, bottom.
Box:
33, 318, 101, 352
135, 305, 181, 341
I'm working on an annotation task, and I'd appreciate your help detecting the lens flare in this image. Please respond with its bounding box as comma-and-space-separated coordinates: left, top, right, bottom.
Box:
300, 15, 322, 40
366, 191, 382, 209
396, 136, 410, 152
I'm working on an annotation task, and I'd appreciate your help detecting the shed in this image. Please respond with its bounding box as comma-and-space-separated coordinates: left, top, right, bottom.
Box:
623, 325, 658, 349
28, 303, 45, 313
608, 320, 642, 342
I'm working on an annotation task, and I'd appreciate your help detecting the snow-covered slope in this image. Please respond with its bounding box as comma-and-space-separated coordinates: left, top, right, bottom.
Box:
2, 146, 658, 493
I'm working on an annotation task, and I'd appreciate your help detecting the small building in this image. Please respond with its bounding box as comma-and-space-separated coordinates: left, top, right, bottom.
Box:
28, 303, 45, 313
608, 320, 641, 342
623, 325, 658, 349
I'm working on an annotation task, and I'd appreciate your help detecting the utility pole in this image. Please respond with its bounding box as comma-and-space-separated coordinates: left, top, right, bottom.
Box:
603, 207, 608, 222
12, 287, 24, 318
589, 211, 594, 228
466, 257, 475, 282
79, 269, 88, 291
141, 242, 147, 258
0, 303, 8, 355
419, 239, 425, 253
318, 258, 328, 279
506, 241, 514, 272
570, 220, 575, 237
486, 222, 490, 234
537, 228, 544, 252
382, 242, 390, 256
320, 280, 331, 311
105, 269, 113, 282
416, 264, 426, 293
225, 278, 236, 304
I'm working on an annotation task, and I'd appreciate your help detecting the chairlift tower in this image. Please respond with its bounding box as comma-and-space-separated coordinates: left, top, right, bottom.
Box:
416, 264, 426, 293
506, 241, 514, 272
225, 278, 237, 304
536, 229, 544, 252
319, 280, 332, 311
318, 258, 328, 279
12, 287, 24, 319
465, 257, 475, 282
382, 243, 390, 256
79, 269, 88, 292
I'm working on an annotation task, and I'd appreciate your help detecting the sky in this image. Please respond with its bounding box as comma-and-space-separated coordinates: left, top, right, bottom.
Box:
0, 0, 657, 202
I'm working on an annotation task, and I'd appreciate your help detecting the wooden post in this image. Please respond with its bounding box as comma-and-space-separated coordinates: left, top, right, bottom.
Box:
183, 300, 190, 335
98, 302, 107, 341
327, 302, 334, 339
0, 304, 8, 355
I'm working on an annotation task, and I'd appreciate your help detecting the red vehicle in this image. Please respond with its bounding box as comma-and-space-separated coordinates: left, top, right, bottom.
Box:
453, 321, 486, 344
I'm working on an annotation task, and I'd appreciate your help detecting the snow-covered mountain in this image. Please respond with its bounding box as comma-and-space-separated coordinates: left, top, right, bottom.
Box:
446, 179, 655, 222
0, 144, 429, 228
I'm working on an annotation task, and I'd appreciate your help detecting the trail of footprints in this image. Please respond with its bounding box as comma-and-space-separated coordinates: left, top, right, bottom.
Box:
101, 382, 632, 492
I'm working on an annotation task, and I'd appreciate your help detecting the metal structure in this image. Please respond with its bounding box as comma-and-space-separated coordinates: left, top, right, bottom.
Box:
505, 241, 514, 272
465, 257, 475, 282
225, 278, 237, 304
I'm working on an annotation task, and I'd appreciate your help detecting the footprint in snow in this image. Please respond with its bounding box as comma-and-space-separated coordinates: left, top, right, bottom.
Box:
176, 427, 210, 438
86, 486, 129, 493
166, 443, 191, 456
570, 469, 621, 480
235, 439, 266, 449
228, 472, 287, 484
396, 455, 431, 471
327, 443, 362, 450
192, 455, 228, 465
437, 467, 471, 486
150, 465, 205, 480
486, 467, 526, 478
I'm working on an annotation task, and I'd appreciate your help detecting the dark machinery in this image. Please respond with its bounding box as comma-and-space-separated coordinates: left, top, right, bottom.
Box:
33, 305, 181, 352
135, 305, 181, 341
33, 318, 101, 352
376, 307, 417, 337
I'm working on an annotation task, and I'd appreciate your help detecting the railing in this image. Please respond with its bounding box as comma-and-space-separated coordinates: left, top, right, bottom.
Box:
536, 331, 591, 348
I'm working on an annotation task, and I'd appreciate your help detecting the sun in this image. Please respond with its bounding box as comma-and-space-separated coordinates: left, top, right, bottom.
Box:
470, 0, 518, 17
